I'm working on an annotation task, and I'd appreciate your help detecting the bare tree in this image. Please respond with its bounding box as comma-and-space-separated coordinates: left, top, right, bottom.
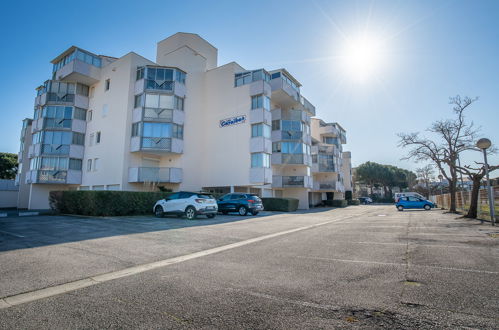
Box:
416, 164, 434, 198
456, 163, 498, 219
398, 96, 479, 212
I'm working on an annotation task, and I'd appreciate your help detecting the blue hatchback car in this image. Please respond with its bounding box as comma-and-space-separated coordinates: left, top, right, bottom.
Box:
396, 196, 435, 211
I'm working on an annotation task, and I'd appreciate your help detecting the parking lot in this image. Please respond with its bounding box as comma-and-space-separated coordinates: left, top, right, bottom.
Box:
1, 206, 498, 329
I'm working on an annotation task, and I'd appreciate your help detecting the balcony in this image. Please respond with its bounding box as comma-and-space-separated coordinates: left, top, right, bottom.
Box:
312, 181, 343, 191
272, 175, 312, 188
299, 96, 316, 116
35, 92, 89, 109
269, 76, 300, 107
53, 59, 100, 85
26, 170, 82, 184
271, 153, 312, 166
311, 163, 336, 173
135, 79, 186, 98
128, 167, 182, 183
132, 108, 184, 125
319, 124, 340, 137
130, 137, 183, 153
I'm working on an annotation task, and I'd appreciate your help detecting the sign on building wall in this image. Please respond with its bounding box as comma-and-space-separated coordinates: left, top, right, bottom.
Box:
219, 115, 246, 128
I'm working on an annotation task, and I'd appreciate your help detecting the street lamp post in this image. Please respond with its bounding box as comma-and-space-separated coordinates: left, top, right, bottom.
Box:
476, 138, 495, 226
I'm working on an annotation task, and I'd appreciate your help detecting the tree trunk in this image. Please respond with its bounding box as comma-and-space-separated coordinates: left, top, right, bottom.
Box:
449, 178, 457, 212
465, 176, 482, 219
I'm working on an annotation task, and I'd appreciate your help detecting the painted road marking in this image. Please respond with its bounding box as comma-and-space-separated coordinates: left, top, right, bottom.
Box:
297, 256, 499, 274
0, 230, 25, 238
0, 213, 361, 309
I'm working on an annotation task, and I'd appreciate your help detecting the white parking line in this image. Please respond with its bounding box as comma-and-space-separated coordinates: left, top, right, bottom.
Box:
0, 213, 357, 309
0, 230, 25, 238
296, 256, 499, 274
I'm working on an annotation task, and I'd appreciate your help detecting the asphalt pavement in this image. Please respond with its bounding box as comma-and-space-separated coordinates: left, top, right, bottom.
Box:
0, 206, 498, 329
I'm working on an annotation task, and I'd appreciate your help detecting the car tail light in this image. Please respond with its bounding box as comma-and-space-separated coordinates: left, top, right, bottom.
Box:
195, 199, 206, 203
247, 199, 255, 203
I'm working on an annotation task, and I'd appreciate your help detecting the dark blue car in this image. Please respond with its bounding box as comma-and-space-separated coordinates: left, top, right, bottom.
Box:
396, 196, 435, 211
217, 193, 264, 216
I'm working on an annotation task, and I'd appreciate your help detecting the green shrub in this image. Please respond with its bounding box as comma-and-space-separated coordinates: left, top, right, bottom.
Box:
325, 199, 348, 207
49, 191, 173, 216
345, 191, 353, 200
261, 197, 299, 212
347, 199, 360, 205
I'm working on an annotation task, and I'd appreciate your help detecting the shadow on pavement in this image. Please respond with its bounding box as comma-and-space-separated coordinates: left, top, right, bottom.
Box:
0, 208, 339, 253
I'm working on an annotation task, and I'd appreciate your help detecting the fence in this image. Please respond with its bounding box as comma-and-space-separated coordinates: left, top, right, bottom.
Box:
430, 186, 499, 221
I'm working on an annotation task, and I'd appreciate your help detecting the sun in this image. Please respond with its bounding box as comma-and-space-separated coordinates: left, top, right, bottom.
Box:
341, 35, 385, 82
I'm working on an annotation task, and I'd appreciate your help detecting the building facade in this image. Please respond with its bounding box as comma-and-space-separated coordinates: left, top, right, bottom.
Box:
16, 33, 352, 210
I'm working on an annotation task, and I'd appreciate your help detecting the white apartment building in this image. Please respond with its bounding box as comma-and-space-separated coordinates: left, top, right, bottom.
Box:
16, 32, 352, 210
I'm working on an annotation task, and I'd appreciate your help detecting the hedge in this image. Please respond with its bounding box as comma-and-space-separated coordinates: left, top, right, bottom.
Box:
49, 191, 173, 216
261, 197, 299, 212
325, 199, 348, 208
347, 199, 360, 205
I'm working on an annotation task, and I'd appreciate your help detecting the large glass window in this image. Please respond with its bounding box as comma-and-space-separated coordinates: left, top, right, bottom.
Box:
76, 83, 89, 96
272, 120, 280, 131
174, 96, 184, 111
251, 153, 270, 168
175, 70, 186, 84
40, 157, 68, 170
281, 120, 302, 131
145, 67, 174, 91
172, 124, 184, 139
42, 106, 72, 129
131, 123, 140, 137
272, 142, 305, 154
52, 49, 101, 72
46, 81, 75, 103
72, 132, 85, 145
136, 67, 144, 80
145, 94, 174, 109
251, 123, 271, 138
234, 69, 270, 87
74, 107, 86, 120
142, 123, 172, 138
134, 94, 144, 108
43, 131, 71, 145
251, 94, 271, 110
271, 71, 300, 93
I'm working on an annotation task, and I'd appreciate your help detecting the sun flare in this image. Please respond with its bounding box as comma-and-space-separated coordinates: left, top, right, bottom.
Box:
341, 35, 385, 82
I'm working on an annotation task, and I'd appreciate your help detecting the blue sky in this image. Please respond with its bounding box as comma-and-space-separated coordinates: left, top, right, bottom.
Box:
1, 0, 498, 175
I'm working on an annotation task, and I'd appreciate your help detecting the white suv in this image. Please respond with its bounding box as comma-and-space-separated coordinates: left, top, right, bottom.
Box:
153, 191, 218, 220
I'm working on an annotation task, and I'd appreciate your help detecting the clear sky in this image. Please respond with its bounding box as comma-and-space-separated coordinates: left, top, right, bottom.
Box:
1, 0, 498, 174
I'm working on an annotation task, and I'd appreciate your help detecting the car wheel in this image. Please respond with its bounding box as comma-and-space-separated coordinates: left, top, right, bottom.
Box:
154, 206, 164, 218
251, 210, 259, 216
238, 206, 248, 216
206, 214, 216, 219
221, 211, 229, 215
424, 204, 431, 210
185, 206, 197, 220
397, 205, 404, 211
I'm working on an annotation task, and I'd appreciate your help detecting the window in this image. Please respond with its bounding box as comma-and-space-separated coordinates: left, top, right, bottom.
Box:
43, 131, 71, 145
69, 158, 82, 170
234, 69, 270, 87
143, 123, 172, 138
96, 131, 101, 144
251, 94, 271, 110
40, 157, 68, 170
89, 133, 94, 146
251, 153, 270, 168
172, 124, 184, 139
87, 159, 92, 171
145, 93, 173, 109
168, 192, 181, 200
136, 67, 144, 80
145, 67, 174, 91
105, 79, 110, 91
273, 142, 305, 154
87, 110, 93, 122
74, 107, 86, 120
134, 94, 144, 108
174, 96, 184, 111
175, 70, 186, 84
251, 123, 271, 138
272, 120, 280, 131
281, 120, 302, 131
93, 158, 99, 171
76, 83, 89, 96
72, 132, 85, 145
102, 104, 108, 117
131, 123, 140, 137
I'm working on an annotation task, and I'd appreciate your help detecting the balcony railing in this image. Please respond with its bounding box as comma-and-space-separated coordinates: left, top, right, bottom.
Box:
129, 167, 182, 183
143, 108, 173, 122
141, 137, 172, 151
47, 93, 75, 104
145, 80, 174, 92
41, 144, 70, 155
272, 175, 312, 188
37, 170, 67, 183
280, 130, 303, 140
43, 118, 72, 129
